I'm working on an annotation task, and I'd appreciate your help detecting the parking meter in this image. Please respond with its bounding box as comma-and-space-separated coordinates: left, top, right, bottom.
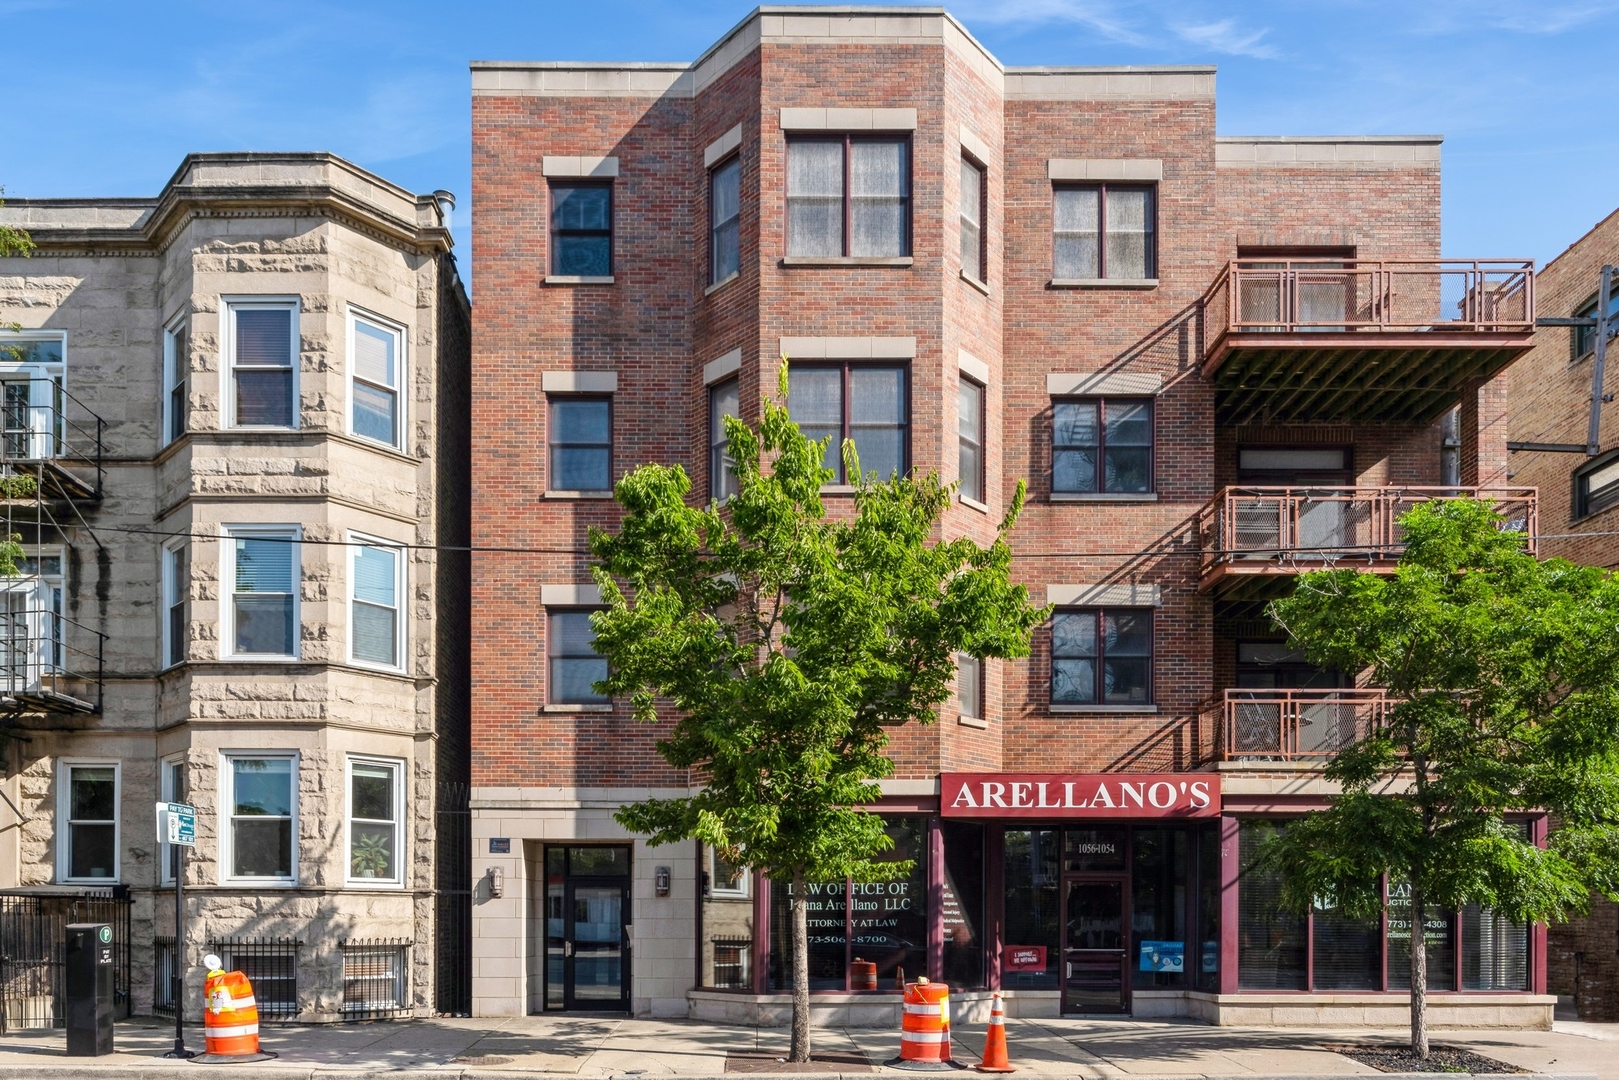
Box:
65, 923, 114, 1056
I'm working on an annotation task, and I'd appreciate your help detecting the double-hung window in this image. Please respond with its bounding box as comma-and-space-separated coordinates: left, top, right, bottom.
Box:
348, 312, 404, 450
223, 753, 296, 882
960, 155, 985, 283
163, 319, 188, 445
59, 761, 118, 882
710, 156, 741, 285
1053, 184, 1155, 281
1573, 283, 1619, 359
708, 847, 748, 898
786, 136, 910, 258
1051, 609, 1152, 706
709, 377, 740, 502
347, 757, 403, 885
350, 538, 403, 669
787, 364, 908, 484
226, 300, 298, 428
162, 541, 187, 668
1053, 398, 1152, 495
160, 756, 186, 885
548, 397, 612, 492
958, 378, 985, 503
550, 183, 612, 277
1576, 453, 1619, 519
548, 609, 607, 705
223, 526, 299, 659
957, 653, 983, 722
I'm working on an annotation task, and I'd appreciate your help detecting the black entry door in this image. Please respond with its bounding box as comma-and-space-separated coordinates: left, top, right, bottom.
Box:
544, 846, 631, 1012
1063, 878, 1128, 1013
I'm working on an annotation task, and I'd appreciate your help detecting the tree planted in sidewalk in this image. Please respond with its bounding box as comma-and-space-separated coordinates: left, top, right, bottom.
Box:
1263, 498, 1619, 1058
590, 362, 1045, 1061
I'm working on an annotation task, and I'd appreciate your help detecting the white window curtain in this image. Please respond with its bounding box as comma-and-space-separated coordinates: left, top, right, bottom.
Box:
787, 141, 844, 257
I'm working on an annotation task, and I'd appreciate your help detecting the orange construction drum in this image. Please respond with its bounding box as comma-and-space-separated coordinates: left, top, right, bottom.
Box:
898, 977, 951, 1066
851, 958, 878, 991
203, 956, 260, 1057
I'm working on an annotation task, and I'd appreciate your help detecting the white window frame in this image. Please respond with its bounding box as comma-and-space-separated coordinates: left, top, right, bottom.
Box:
159, 755, 185, 886
161, 539, 187, 669
162, 314, 188, 447
57, 759, 120, 884
707, 846, 749, 899
0, 330, 68, 461
344, 754, 406, 888
222, 297, 300, 431
219, 750, 299, 887
345, 307, 406, 451
220, 525, 301, 661
347, 533, 406, 672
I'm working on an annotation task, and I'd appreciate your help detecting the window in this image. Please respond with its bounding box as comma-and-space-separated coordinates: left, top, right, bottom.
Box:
162, 542, 186, 669
787, 364, 908, 484
1053, 398, 1152, 494
348, 312, 403, 449
223, 527, 299, 658
549, 397, 611, 492
212, 940, 300, 1018
548, 609, 607, 705
958, 377, 984, 503
786, 136, 910, 258
550, 183, 612, 277
225, 301, 298, 428
160, 756, 186, 885
349, 539, 402, 669
1576, 453, 1619, 519
0, 332, 66, 461
1051, 609, 1152, 705
163, 319, 187, 445
710, 378, 740, 502
710, 157, 741, 285
59, 762, 118, 882
1053, 184, 1155, 280
957, 653, 983, 721
707, 847, 748, 898
223, 753, 296, 882
1574, 282, 1619, 359
960, 155, 985, 283
341, 941, 409, 1016
347, 757, 403, 885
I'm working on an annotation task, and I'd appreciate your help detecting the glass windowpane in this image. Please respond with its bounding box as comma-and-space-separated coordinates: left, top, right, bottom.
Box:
787, 141, 844, 257
1053, 188, 1100, 279
1104, 187, 1152, 279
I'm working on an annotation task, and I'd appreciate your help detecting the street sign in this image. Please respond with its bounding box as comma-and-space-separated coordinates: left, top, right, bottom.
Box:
156, 802, 197, 847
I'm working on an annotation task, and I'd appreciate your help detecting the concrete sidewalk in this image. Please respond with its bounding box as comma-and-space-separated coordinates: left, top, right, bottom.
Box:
0, 1015, 1607, 1080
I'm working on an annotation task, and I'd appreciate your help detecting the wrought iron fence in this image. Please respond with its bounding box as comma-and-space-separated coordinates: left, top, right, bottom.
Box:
207, 937, 301, 1020
0, 887, 131, 1031
153, 936, 180, 1018
435, 781, 471, 1016
340, 939, 412, 1020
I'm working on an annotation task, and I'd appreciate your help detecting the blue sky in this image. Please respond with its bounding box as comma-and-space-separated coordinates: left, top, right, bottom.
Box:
5, 0, 1616, 281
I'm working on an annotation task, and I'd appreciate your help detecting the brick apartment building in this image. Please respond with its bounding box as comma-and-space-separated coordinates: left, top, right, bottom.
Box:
1502, 207, 1619, 1021
0, 154, 471, 1023
470, 6, 1549, 1025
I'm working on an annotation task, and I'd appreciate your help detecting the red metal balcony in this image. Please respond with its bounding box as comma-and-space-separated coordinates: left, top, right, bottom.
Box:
1202, 260, 1535, 425
1214, 688, 1391, 762
1198, 485, 1537, 593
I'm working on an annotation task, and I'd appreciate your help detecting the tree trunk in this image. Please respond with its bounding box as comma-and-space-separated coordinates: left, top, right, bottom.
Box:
790, 867, 811, 1062
1409, 881, 1429, 1060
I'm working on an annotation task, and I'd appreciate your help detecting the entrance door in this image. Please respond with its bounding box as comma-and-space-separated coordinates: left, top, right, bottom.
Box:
542, 846, 631, 1012
1063, 878, 1127, 1013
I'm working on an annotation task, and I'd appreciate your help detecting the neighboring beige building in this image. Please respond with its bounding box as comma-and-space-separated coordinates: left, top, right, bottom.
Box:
0, 153, 470, 1024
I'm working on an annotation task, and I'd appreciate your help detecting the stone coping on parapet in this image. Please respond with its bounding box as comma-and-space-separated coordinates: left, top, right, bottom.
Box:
1216, 134, 1443, 167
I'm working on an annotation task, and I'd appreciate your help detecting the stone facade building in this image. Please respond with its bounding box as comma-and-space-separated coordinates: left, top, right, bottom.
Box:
1502, 206, 1619, 1021
0, 153, 471, 1023
469, 6, 1547, 1026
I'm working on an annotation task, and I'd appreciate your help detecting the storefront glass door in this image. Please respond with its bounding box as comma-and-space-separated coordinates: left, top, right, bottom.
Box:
542, 846, 631, 1012
1063, 878, 1127, 1013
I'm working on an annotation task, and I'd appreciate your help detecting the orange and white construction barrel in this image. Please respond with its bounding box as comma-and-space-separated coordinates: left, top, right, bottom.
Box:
202, 954, 261, 1057
898, 977, 951, 1066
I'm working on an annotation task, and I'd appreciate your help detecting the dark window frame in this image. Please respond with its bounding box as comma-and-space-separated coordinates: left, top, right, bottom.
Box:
1573, 284, 1619, 360
547, 607, 609, 706
958, 375, 985, 503
788, 362, 911, 485
785, 134, 913, 258
547, 395, 614, 493
1052, 182, 1157, 281
1052, 396, 1156, 495
960, 153, 986, 284
1050, 607, 1154, 706
549, 181, 614, 277
1574, 448, 1619, 520
709, 155, 742, 286
709, 377, 740, 503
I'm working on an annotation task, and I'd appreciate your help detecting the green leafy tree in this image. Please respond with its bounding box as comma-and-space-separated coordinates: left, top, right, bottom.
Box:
590, 363, 1045, 1060
1263, 498, 1619, 1058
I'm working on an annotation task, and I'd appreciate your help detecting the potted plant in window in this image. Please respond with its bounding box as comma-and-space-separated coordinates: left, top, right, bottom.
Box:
351, 834, 392, 879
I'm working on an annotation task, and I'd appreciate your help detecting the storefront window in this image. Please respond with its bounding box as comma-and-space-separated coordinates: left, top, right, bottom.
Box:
1312, 896, 1382, 990
1461, 904, 1528, 990
766, 816, 927, 991
941, 822, 985, 989
1065, 827, 1126, 872
1237, 820, 1307, 990
1131, 827, 1187, 988
1195, 825, 1220, 991
1003, 829, 1060, 990
1387, 880, 1456, 991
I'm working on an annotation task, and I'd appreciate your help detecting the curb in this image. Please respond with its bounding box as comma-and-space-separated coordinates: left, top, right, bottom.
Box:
0, 1071, 1597, 1080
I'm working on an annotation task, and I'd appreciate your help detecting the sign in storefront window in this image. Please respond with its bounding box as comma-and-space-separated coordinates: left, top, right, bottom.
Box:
1003, 828, 1060, 990
1387, 880, 1456, 991
1132, 827, 1187, 988
941, 822, 985, 988
1065, 827, 1126, 872
1237, 820, 1308, 990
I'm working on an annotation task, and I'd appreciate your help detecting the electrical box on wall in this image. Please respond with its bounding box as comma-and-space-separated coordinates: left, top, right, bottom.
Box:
655, 865, 671, 896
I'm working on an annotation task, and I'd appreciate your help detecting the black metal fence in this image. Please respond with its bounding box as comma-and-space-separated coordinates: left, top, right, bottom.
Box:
435, 781, 471, 1016
153, 936, 179, 1017
207, 937, 302, 1021
0, 887, 132, 1031
340, 939, 412, 1020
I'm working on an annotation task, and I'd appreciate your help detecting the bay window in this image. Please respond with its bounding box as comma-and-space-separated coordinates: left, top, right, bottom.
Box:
226, 300, 298, 428
710, 156, 741, 285
223, 527, 299, 659
709, 377, 740, 502
350, 538, 402, 669
786, 364, 908, 484
349, 312, 403, 449
223, 753, 296, 882
786, 136, 910, 258
347, 757, 403, 885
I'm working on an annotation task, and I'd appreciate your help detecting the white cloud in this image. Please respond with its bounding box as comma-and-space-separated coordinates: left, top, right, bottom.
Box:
1412, 0, 1619, 34
947, 0, 1154, 46
1172, 18, 1279, 59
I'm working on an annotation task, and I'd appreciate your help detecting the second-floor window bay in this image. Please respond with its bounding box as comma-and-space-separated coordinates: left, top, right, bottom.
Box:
787, 137, 910, 259
228, 302, 298, 428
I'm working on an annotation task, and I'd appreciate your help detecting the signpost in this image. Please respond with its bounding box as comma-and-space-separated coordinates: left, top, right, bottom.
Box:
157, 802, 196, 1059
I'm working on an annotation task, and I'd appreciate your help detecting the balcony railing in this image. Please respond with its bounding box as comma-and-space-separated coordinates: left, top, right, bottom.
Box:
1217, 688, 1391, 762
1199, 486, 1537, 583
0, 379, 105, 500
1203, 259, 1535, 351
0, 608, 104, 714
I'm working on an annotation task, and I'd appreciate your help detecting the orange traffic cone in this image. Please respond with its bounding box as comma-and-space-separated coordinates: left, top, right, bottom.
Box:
976, 991, 1015, 1073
